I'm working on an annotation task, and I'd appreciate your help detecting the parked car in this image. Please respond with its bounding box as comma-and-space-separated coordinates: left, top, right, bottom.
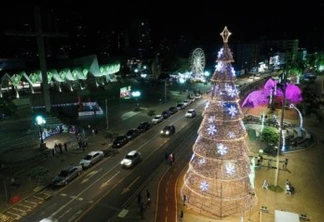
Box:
120, 150, 141, 168
185, 109, 196, 118
125, 128, 140, 140
176, 103, 185, 110
79, 151, 104, 168
52, 164, 82, 186
137, 121, 151, 133
160, 125, 176, 136
152, 114, 164, 124
112, 135, 129, 148
169, 106, 178, 115
195, 93, 202, 99
183, 99, 191, 106
162, 110, 171, 119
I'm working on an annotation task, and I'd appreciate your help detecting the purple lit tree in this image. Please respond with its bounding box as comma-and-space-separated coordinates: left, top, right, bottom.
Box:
181, 27, 257, 218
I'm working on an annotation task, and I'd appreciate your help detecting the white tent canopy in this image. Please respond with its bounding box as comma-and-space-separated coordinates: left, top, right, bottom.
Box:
275, 210, 300, 222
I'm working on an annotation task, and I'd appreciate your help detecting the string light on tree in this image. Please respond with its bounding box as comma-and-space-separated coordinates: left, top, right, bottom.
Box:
181, 26, 257, 219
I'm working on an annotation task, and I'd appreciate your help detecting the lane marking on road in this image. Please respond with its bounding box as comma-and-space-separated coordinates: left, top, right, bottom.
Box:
50, 170, 120, 218
99, 171, 120, 189
68, 210, 82, 222
121, 176, 140, 194
58, 208, 72, 220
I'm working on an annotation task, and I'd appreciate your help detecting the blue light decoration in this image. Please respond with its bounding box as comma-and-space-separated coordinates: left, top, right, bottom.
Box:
224, 102, 238, 118
200, 181, 209, 192
207, 124, 217, 135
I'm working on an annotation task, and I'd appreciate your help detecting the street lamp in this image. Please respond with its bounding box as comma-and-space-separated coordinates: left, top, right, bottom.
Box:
35, 115, 46, 148
289, 103, 303, 129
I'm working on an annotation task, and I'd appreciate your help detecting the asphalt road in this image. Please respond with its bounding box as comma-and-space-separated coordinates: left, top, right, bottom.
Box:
19, 96, 207, 222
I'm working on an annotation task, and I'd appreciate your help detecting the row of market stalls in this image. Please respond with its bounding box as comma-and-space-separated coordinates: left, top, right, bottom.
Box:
0, 55, 120, 98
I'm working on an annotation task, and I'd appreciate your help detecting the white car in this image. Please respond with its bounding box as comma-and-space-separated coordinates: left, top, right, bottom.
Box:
120, 150, 141, 168
80, 151, 104, 168
152, 114, 163, 124
185, 109, 196, 118
183, 99, 191, 106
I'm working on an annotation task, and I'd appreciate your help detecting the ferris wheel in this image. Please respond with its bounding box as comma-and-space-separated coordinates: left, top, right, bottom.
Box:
190, 48, 206, 77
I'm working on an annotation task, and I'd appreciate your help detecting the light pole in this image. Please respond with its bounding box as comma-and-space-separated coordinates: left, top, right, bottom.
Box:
36, 115, 46, 149
289, 103, 303, 129
274, 72, 287, 187
164, 80, 167, 103
105, 99, 108, 131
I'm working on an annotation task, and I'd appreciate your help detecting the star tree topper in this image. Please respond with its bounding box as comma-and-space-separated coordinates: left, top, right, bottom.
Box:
220, 26, 232, 43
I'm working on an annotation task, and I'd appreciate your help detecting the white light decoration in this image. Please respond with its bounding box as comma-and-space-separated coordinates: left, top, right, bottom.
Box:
200, 181, 209, 192
217, 143, 228, 155
227, 105, 238, 117
207, 124, 217, 135
226, 86, 236, 97
208, 115, 216, 123
225, 162, 236, 175
228, 131, 235, 138
199, 158, 206, 165
240, 121, 246, 130
205, 101, 210, 109
218, 48, 224, 58
190, 153, 195, 162
231, 67, 236, 76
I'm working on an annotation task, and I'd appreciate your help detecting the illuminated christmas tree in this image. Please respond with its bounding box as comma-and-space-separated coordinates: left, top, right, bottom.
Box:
181, 27, 257, 218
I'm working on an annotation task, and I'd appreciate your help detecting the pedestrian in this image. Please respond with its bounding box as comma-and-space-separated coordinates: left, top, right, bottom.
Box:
137, 193, 142, 206
52, 148, 55, 156
64, 142, 68, 152
268, 160, 272, 170
10, 174, 19, 187
140, 202, 145, 219
283, 158, 288, 169
59, 143, 63, 153
169, 153, 173, 165
180, 210, 184, 220
183, 195, 186, 206
165, 152, 169, 163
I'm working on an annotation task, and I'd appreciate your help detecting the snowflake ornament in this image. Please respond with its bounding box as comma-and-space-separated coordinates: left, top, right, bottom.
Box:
226, 104, 238, 117
207, 124, 217, 135
198, 158, 206, 165
228, 131, 235, 138
226, 87, 237, 97
217, 143, 228, 155
200, 181, 209, 192
225, 162, 236, 175
208, 116, 215, 123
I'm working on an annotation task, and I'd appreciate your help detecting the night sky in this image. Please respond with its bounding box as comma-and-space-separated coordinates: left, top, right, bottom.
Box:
0, 2, 323, 51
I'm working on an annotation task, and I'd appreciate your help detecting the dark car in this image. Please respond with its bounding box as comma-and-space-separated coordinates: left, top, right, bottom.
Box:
176, 103, 185, 110
162, 110, 171, 119
125, 128, 140, 140
112, 135, 129, 148
137, 121, 151, 133
160, 125, 176, 136
52, 164, 82, 186
169, 106, 178, 115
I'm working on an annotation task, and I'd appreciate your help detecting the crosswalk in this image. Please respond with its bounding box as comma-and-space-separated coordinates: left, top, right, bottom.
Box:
0, 191, 52, 222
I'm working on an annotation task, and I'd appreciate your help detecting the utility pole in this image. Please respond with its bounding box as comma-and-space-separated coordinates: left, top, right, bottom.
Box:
274, 72, 287, 187
5, 5, 68, 113
105, 99, 108, 131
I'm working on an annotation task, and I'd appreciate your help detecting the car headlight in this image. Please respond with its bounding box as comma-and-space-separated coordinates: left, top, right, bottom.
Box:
166, 131, 169, 135
160, 130, 163, 133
